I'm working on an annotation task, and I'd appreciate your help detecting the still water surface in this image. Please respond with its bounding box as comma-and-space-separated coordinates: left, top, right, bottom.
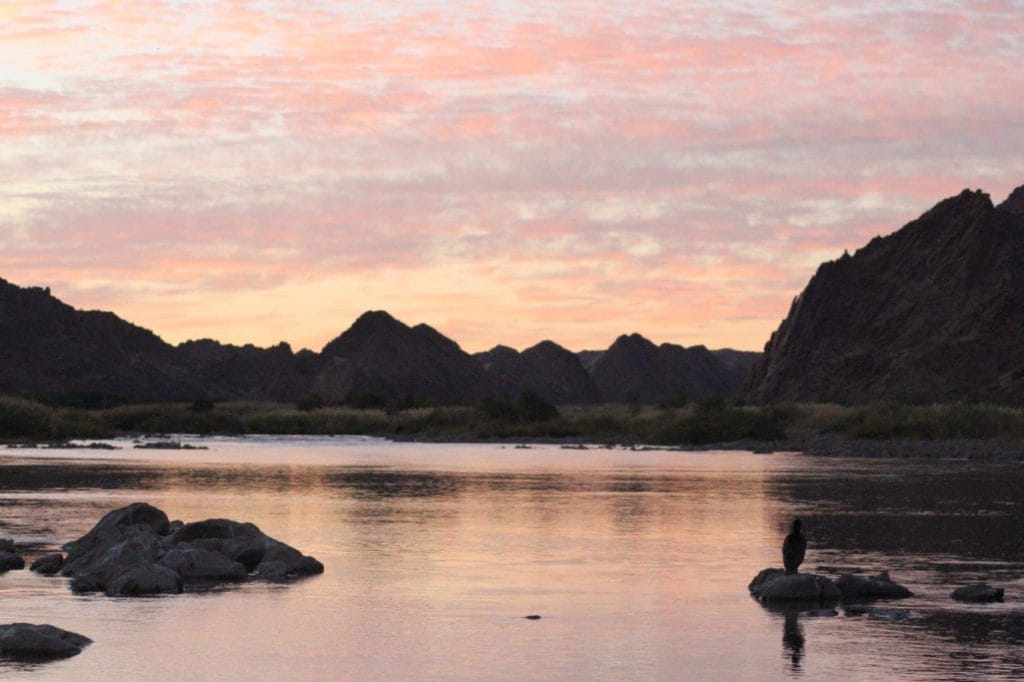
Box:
1, 437, 1022, 680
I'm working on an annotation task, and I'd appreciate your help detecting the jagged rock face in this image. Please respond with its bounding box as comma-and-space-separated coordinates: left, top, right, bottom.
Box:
475, 340, 601, 404
588, 333, 749, 403
317, 310, 496, 404
746, 187, 1024, 403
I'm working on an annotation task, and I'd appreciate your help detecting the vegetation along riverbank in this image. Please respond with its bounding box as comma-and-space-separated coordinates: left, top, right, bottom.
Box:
3, 396, 1024, 459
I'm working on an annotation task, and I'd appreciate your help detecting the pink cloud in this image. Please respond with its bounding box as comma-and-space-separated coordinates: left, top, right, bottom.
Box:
1, 1, 1022, 352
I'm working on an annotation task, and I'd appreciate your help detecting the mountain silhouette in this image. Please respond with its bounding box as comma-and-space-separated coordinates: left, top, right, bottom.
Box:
315, 310, 496, 404
746, 186, 1024, 403
475, 340, 601, 404
586, 333, 751, 404
0, 279, 756, 407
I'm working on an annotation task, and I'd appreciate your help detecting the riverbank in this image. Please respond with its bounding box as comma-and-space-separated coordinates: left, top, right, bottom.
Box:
2, 397, 1024, 458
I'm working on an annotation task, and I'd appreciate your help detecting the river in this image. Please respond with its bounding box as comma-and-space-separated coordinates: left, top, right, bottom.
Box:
1, 437, 1022, 680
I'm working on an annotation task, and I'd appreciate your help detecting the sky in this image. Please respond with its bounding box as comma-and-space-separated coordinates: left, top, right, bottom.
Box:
2, 1, 1023, 353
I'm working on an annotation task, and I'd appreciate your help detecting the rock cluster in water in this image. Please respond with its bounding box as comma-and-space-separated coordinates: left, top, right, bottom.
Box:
749, 568, 913, 605
0, 623, 92, 660
34, 502, 323, 597
750, 567, 1016, 612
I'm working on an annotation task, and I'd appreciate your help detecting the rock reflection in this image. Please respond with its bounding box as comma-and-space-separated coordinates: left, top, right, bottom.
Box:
0, 462, 164, 491
326, 470, 465, 499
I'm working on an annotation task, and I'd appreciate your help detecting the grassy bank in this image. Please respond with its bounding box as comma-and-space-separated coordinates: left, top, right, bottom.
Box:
4, 397, 1024, 447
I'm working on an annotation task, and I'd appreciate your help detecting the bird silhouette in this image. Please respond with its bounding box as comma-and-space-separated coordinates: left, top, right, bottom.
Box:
782, 519, 806, 574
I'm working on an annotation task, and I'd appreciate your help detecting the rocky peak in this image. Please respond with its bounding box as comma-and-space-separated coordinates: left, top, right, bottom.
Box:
997, 185, 1024, 215
316, 310, 494, 403
589, 332, 745, 403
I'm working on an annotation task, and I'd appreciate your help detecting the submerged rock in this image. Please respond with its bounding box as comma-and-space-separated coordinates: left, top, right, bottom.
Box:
29, 553, 64, 576
749, 568, 841, 604
0, 551, 25, 573
0, 623, 91, 660
950, 583, 1004, 603
844, 604, 920, 621
803, 609, 838, 617
837, 571, 914, 600
134, 441, 208, 450
52, 503, 323, 596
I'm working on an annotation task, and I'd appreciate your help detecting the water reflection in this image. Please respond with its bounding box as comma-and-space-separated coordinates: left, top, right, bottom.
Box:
326, 470, 465, 499
766, 461, 1024, 562
782, 610, 804, 673
1, 445, 1023, 680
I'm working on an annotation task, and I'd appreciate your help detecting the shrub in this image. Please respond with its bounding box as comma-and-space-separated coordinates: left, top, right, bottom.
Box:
518, 391, 559, 422
478, 396, 520, 421
190, 399, 216, 413
296, 393, 325, 412
0, 398, 54, 438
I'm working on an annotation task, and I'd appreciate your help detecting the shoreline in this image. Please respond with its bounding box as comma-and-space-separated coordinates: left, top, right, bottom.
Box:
3, 398, 1024, 460
5, 432, 1024, 462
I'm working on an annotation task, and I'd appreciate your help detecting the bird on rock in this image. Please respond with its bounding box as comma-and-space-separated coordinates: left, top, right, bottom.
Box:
782, 519, 806, 574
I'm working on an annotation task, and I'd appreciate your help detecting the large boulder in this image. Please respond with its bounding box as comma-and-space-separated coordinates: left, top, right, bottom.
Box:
0, 623, 92, 660
170, 519, 324, 578
62, 502, 169, 558
63, 525, 169, 592
158, 547, 247, 584
29, 553, 64, 576
104, 563, 183, 597
837, 571, 913, 600
254, 542, 325, 581
168, 519, 254, 544
749, 568, 841, 604
950, 583, 1004, 603
0, 551, 25, 573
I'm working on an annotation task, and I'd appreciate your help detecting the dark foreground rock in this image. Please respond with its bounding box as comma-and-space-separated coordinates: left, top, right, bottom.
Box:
0, 539, 14, 553
29, 553, 64, 576
0, 623, 91, 660
749, 568, 842, 604
950, 583, 1004, 603
54, 502, 323, 596
837, 571, 914, 600
0, 551, 25, 573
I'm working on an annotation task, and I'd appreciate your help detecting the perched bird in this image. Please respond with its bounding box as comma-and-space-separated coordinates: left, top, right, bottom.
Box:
782, 519, 806, 574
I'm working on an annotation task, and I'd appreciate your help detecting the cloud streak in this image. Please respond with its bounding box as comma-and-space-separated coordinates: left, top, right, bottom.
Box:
1, 0, 1022, 352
